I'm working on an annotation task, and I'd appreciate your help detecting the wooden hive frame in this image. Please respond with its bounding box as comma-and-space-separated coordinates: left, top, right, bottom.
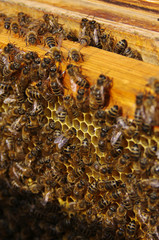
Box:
0, 0, 159, 119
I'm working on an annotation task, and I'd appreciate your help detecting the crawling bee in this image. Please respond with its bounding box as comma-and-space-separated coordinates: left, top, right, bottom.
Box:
25, 86, 41, 103
123, 47, 143, 60
114, 39, 128, 54
67, 48, 83, 62
76, 88, 89, 112
126, 220, 137, 238
147, 76, 159, 95
88, 20, 101, 46
10, 19, 19, 34
44, 33, 56, 48
63, 94, 79, 118
130, 144, 141, 161
100, 33, 115, 51
54, 127, 76, 149
49, 65, 64, 96
67, 64, 89, 91
79, 35, 91, 47
25, 30, 37, 45
56, 106, 67, 123
107, 105, 120, 123
4, 17, 12, 30
46, 47, 63, 62
80, 18, 89, 38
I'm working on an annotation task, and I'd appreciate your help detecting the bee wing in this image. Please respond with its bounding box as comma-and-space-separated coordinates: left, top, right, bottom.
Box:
3, 95, 16, 104
0, 89, 4, 95
70, 77, 77, 93
111, 130, 122, 146
54, 134, 64, 144
58, 137, 68, 149
93, 28, 98, 45
100, 85, 105, 104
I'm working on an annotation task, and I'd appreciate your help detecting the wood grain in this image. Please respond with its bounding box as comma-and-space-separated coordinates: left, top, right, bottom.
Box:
0, 0, 159, 65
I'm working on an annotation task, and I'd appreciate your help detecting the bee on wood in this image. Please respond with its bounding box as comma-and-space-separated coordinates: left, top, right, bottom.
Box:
17, 12, 32, 27
142, 93, 156, 125
25, 30, 38, 45
67, 48, 84, 63
67, 64, 90, 92
114, 39, 128, 54
4, 17, 12, 30
80, 18, 89, 37
46, 47, 63, 62
147, 76, 159, 95
44, 33, 56, 48
88, 20, 101, 47
54, 127, 76, 149
123, 47, 143, 60
10, 18, 20, 34
100, 33, 115, 51
79, 35, 91, 47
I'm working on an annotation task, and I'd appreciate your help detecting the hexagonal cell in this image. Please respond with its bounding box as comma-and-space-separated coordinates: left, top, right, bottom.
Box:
65, 115, 72, 127
73, 119, 80, 130
78, 130, 84, 140
88, 125, 95, 135
84, 133, 91, 142
81, 122, 88, 133
150, 139, 157, 147
78, 113, 84, 122
48, 102, 55, 111
44, 108, 51, 118
85, 113, 92, 125
52, 110, 58, 121
62, 124, 69, 132
92, 136, 98, 146
140, 136, 149, 147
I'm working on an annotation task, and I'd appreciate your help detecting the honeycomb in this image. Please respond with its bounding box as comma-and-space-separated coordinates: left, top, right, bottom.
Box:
0, 12, 158, 240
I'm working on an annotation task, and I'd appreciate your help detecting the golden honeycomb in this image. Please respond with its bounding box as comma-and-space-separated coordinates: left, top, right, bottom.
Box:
0, 11, 159, 240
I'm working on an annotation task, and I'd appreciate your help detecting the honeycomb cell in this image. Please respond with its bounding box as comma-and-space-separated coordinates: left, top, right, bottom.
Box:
78, 130, 84, 140
88, 125, 95, 135
85, 113, 92, 125
52, 110, 58, 120
48, 102, 55, 110
73, 119, 80, 130
92, 136, 98, 146
150, 139, 157, 147
44, 108, 51, 118
140, 136, 149, 147
81, 122, 88, 132
84, 133, 91, 142
62, 124, 69, 132
65, 115, 72, 127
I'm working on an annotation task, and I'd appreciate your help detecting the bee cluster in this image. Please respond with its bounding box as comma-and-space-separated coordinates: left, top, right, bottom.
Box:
0, 12, 158, 240
0, 12, 142, 61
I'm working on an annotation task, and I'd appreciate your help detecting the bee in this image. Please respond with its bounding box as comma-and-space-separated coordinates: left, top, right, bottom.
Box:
76, 88, 89, 112
54, 127, 76, 149
114, 39, 128, 54
41, 120, 55, 135
44, 33, 56, 48
27, 112, 40, 129
67, 64, 90, 91
25, 86, 41, 103
123, 47, 143, 60
97, 195, 110, 211
145, 145, 157, 159
25, 30, 37, 45
110, 129, 123, 149
67, 48, 83, 62
123, 194, 133, 210
56, 106, 67, 122
46, 47, 63, 62
79, 35, 91, 47
67, 30, 78, 42
63, 95, 79, 118
69, 199, 90, 212
73, 179, 87, 199
4, 17, 12, 30
151, 163, 159, 177
110, 188, 125, 201
116, 205, 127, 223
126, 220, 137, 238
105, 204, 117, 219
98, 139, 107, 152
18, 12, 32, 27
100, 33, 115, 51
49, 65, 64, 96
107, 105, 120, 123
94, 109, 106, 126
142, 93, 156, 125
116, 154, 130, 172
80, 18, 89, 37
130, 144, 141, 161
88, 20, 101, 46
10, 19, 19, 34
105, 180, 121, 191
147, 77, 159, 95
134, 107, 143, 126
136, 93, 144, 107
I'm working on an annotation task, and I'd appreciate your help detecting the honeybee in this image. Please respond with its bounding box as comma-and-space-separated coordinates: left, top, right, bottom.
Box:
97, 195, 110, 211
25, 30, 38, 45
116, 154, 130, 172
10, 19, 19, 34
110, 129, 123, 149
44, 33, 56, 48
54, 127, 76, 149
67, 64, 89, 91
25, 86, 41, 102
151, 162, 159, 177
123, 47, 143, 60
49, 65, 64, 96
88, 20, 101, 46
105, 204, 117, 220
114, 39, 128, 54
4, 17, 12, 30
76, 88, 89, 112
56, 106, 67, 122
105, 180, 121, 191
115, 205, 127, 223
43, 13, 59, 33
46, 47, 63, 62
100, 33, 115, 51
17, 12, 32, 27
126, 220, 137, 238
41, 120, 55, 136
63, 94, 79, 119
123, 194, 133, 210
10, 115, 27, 131
73, 179, 87, 199
107, 105, 120, 123
130, 143, 141, 161
69, 199, 90, 212
98, 139, 107, 152
142, 93, 156, 125
79, 35, 91, 47
145, 145, 157, 159
147, 76, 159, 95
27, 112, 40, 129
67, 48, 83, 63
94, 109, 106, 126
85, 180, 98, 202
